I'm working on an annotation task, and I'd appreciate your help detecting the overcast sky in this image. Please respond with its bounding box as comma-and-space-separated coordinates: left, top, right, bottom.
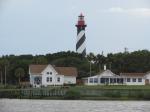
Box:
0, 0, 150, 55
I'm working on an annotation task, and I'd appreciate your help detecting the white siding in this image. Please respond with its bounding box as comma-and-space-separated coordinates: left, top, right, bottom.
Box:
29, 64, 77, 87
100, 70, 116, 77
145, 73, 150, 80
42, 65, 64, 86
30, 74, 42, 87
87, 76, 99, 85
124, 77, 145, 85
64, 76, 76, 84
83, 70, 118, 85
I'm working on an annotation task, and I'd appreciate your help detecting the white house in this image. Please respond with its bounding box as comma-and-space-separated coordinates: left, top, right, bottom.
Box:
83, 70, 150, 85
29, 64, 77, 87
143, 72, 150, 85
120, 73, 145, 85
83, 70, 124, 85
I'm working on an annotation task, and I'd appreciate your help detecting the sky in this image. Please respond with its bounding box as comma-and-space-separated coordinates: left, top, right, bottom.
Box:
0, 0, 150, 55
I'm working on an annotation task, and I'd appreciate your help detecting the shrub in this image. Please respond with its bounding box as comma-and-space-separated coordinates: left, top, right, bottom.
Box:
64, 89, 81, 100
0, 90, 20, 98
64, 84, 76, 87
103, 90, 121, 98
143, 91, 150, 100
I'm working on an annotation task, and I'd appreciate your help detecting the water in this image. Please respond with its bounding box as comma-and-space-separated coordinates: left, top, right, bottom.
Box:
0, 99, 150, 112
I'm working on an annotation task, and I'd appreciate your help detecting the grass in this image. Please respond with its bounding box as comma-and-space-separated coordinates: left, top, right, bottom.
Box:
1, 84, 150, 90
1, 85, 150, 100
72, 85, 150, 90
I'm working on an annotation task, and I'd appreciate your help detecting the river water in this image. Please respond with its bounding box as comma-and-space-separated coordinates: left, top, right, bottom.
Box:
0, 99, 150, 112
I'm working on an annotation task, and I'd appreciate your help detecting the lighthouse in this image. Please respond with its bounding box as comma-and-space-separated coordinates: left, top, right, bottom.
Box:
76, 13, 87, 57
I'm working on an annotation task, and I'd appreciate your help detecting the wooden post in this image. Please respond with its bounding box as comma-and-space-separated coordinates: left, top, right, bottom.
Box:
90, 61, 91, 77
19, 89, 21, 99
0, 71, 3, 85
4, 65, 6, 87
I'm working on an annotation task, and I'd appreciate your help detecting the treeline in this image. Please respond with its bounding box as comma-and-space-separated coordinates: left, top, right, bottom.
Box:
0, 50, 150, 85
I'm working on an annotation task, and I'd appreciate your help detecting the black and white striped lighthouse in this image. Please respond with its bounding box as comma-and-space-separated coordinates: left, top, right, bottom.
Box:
76, 13, 87, 56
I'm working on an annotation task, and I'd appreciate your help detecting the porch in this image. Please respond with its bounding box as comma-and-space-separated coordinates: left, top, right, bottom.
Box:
86, 76, 125, 85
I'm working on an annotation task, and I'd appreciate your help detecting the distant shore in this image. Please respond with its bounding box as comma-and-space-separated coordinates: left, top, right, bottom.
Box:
1, 85, 150, 100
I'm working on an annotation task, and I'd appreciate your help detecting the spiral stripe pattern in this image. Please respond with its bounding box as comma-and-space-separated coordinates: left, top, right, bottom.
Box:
76, 30, 86, 56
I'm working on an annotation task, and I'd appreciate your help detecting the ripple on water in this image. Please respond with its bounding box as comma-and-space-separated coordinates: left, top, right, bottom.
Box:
0, 99, 150, 112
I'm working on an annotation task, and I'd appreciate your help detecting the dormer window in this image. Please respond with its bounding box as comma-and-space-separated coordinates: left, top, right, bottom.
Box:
47, 72, 52, 75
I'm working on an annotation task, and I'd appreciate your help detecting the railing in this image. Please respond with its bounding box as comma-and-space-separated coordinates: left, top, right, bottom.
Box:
1, 87, 150, 99
0, 88, 68, 98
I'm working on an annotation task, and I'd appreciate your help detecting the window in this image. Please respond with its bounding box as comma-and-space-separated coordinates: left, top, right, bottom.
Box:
94, 78, 98, 83
50, 77, 52, 82
132, 78, 136, 82
100, 78, 105, 83
89, 78, 93, 83
138, 78, 142, 82
127, 78, 130, 82
47, 72, 52, 75
47, 77, 49, 82
57, 77, 60, 82
34, 77, 41, 84
110, 78, 113, 83
106, 78, 109, 83
117, 78, 120, 83
120, 78, 123, 84
113, 78, 116, 83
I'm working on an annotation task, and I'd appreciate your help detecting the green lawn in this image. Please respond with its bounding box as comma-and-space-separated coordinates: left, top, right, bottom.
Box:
72, 85, 150, 90
1, 84, 150, 90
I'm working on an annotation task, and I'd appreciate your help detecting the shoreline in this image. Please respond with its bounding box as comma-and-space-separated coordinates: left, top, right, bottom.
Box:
1, 97, 150, 101
1, 86, 150, 100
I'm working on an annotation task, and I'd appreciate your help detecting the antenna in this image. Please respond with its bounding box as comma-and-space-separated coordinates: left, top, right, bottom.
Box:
124, 47, 128, 53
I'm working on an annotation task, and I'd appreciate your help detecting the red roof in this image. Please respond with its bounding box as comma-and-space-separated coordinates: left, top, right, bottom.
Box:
120, 73, 145, 77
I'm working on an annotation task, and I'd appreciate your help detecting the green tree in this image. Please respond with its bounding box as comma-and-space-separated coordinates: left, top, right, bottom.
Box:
15, 68, 25, 85
95, 54, 106, 72
0, 59, 9, 86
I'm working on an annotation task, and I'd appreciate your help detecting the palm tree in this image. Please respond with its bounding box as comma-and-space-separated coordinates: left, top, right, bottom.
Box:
0, 59, 9, 86
0, 66, 2, 85
15, 68, 25, 85
87, 52, 96, 62
95, 54, 105, 71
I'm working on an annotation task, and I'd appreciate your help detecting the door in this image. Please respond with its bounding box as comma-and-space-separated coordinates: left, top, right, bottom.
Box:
145, 79, 149, 85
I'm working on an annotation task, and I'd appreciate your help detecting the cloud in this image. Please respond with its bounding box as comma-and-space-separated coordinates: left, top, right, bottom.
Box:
109, 7, 124, 13
105, 7, 150, 17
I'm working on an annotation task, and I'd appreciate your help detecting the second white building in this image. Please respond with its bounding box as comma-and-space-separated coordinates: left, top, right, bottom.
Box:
83, 70, 150, 85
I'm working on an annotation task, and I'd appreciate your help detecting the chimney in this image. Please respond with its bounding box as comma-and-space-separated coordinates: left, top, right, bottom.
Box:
104, 65, 106, 70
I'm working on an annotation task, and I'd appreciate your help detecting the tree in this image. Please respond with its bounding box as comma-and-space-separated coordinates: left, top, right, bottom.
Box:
0, 65, 2, 85
15, 68, 25, 85
87, 52, 96, 62
0, 59, 9, 86
95, 54, 106, 72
